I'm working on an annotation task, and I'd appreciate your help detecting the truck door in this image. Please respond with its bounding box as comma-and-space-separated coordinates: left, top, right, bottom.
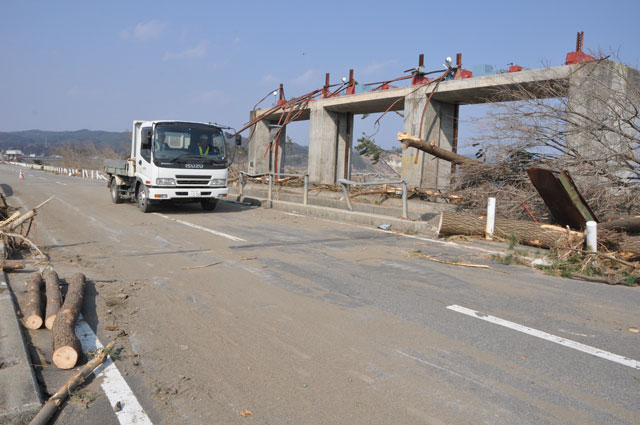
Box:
137, 126, 153, 182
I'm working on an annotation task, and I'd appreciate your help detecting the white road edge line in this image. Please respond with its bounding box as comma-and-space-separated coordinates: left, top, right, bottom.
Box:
447, 304, 640, 370
76, 316, 153, 424
153, 213, 246, 242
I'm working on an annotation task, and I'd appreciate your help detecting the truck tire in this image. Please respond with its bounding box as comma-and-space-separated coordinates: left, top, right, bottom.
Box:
137, 185, 152, 213
110, 178, 123, 204
201, 199, 217, 211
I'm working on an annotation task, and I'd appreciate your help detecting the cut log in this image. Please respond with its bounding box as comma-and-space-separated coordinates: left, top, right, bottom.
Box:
24, 273, 44, 330
28, 341, 115, 425
600, 216, 640, 234
438, 212, 584, 249
0, 259, 25, 270
52, 273, 86, 369
619, 235, 640, 259
397, 132, 481, 166
43, 269, 63, 330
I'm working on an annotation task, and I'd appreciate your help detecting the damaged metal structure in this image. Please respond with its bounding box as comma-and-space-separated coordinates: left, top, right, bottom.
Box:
246, 32, 640, 190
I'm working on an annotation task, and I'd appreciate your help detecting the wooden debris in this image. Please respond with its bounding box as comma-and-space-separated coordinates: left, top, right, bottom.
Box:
52, 273, 86, 369
43, 269, 63, 330
24, 273, 44, 330
181, 261, 222, 270
28, 341, 115, 425
415, 253, 492, 269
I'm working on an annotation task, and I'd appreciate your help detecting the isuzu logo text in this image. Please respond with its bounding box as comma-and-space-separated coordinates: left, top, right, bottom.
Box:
185, 164, 204, 168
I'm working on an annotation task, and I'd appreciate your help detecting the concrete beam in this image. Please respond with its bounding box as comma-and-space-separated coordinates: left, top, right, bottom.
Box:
254, 64, 578, 122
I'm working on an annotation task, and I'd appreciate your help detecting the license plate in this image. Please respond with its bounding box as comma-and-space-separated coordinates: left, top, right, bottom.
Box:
188, 190, 200, 197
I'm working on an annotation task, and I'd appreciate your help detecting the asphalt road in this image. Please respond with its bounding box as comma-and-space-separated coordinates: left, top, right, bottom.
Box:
3, 163, 640, 425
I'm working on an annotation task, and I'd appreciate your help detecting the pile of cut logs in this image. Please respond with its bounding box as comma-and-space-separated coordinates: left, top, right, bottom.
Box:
23, 269, 87, 369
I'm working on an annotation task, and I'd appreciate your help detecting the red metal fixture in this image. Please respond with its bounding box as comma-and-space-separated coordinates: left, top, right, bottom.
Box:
565, 31, 596, 65
411, 54, 433, 85
277, 84, 287, 106
453, 53, 473, 80
508, 65, 523, 73
346, 69, 356, 95
323, 73, 331, 97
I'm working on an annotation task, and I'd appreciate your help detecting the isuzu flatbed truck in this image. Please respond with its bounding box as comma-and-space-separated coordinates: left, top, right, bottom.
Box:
104, 120, 240, 213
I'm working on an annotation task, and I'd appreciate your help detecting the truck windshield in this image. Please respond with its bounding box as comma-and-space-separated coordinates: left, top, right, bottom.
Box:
153, 124, 227, 164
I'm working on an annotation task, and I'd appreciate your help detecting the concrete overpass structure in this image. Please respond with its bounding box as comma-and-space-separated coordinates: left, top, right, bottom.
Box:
248, 60, 639, 189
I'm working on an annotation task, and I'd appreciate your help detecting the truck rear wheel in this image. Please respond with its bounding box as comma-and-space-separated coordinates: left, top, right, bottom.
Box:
110, 178, 123, 204
137, 185, 152, 213
201, 199, 217, 211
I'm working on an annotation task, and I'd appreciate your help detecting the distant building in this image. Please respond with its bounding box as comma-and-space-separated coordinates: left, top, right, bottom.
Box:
4, 150, 24, 161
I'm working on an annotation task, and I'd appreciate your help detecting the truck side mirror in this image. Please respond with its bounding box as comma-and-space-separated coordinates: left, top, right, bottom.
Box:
235, 134, 242, 146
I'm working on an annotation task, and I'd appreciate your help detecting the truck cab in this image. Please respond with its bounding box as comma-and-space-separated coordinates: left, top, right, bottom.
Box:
106, 120, 238, 212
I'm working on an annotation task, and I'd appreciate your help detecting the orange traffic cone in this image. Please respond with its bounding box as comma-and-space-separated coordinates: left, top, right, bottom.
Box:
18, 170, 24, 180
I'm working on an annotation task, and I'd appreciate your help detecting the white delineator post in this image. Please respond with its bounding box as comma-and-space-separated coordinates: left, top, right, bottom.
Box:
585, 221, 597, 252
485, 197, 496, 240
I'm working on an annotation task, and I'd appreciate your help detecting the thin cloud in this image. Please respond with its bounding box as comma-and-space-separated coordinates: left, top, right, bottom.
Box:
292, 69, 317, 86
163, 40, 208, 61
361, 60, 397, 76
134, 20, 165, 40
119, 20, 164, 41
197, 89, 230, 104
260, 74, 279, 84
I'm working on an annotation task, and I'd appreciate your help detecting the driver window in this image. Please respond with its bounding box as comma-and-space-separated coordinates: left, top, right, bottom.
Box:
140, 127, 152, 162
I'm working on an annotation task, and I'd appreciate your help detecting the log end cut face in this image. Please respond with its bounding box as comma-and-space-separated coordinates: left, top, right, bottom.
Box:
53, 346, 79, 370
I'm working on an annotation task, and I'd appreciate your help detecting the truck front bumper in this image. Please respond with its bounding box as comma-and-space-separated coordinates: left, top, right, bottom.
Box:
147, 187, 229, 201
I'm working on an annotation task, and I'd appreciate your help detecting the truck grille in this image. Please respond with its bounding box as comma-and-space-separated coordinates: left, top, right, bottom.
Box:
175, 175, 211, 186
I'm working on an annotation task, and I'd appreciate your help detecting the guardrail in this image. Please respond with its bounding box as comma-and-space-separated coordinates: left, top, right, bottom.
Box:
239, 172, 309, 205
337, 178, 408, 218
7, 161, 108, 180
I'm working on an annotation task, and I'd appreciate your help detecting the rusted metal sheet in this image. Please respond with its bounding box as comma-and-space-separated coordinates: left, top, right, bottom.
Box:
527, 167, 598, 230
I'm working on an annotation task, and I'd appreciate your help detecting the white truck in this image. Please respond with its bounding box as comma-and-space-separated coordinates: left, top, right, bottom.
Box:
104, 120, 241, 213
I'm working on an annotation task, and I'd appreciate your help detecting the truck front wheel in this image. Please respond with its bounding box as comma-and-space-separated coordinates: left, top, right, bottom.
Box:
110, 178, 123, 204
201, 199, 217, 211
137, 185, 152, 213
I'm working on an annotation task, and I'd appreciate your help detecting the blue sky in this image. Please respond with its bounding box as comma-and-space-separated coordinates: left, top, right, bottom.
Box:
1, 0, 639, 149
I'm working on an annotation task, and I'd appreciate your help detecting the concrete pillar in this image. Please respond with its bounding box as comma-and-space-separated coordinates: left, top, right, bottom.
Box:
566, 61, 640, 182
335, 112, 354, 181
308, 107, 354, 184
247, 110, 286, 175
401, 88, 455, 189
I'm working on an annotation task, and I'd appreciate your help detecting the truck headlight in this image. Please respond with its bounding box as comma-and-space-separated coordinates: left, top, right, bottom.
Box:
156, 178, 176, 185
209, 178, 226, 187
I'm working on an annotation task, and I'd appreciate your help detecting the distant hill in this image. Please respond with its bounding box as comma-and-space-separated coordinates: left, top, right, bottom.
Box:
1, 129, 400, 176
0, 129, 130, 156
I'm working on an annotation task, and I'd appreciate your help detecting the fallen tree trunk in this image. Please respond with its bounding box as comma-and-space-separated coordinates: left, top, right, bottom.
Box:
619, 235, 640, 259
28, 341, 115, 425
24, 273, 44, 330
397, 132, 481, 166
52, 273, 86, 369
438, 212, 584, 249
600, 216, 640, 234
44, 269, 63, 330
